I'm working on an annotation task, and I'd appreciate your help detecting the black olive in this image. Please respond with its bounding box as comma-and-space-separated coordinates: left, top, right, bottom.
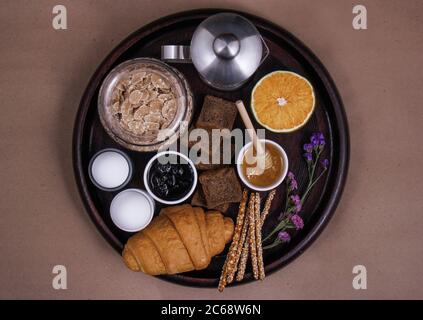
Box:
177, 167, 184, 176
171, 166, 179, 175
149, 156, 194, 201
170, 175, 176, 187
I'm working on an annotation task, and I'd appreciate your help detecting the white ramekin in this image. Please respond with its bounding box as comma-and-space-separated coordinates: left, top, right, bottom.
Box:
143, 150, 198, 205
88, 148, 133, 191
110, 188, 155, 232
236, 139, 289, 191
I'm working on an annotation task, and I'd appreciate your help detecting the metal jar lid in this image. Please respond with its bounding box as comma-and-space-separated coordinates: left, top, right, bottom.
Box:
190, 13, 267, 90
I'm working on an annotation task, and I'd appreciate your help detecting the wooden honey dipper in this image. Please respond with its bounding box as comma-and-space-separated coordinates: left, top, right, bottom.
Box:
235, 100, 273, 174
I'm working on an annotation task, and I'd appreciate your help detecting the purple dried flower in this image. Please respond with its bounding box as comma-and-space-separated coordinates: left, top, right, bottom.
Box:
311, 132, 326, 149
321, 158, 329, 169
294, 202, 302, 213
290, 214, 304, 230
290, 194, 301, 206
277, 231, 291, 243
310, 134, 319, 147
287, 171, 298, 190
290, 194, 302, 213
303, 143, 313, 153
303, 152, 313, 162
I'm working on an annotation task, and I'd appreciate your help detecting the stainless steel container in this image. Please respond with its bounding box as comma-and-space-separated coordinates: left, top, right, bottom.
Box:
161, 13, 269, 91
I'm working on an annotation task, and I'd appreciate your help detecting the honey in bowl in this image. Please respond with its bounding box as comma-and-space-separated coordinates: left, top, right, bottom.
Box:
241, 142, 284, 188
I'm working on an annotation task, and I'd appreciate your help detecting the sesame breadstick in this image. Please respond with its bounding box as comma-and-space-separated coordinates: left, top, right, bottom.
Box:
248, 193, 259, 280
218, 259, 229, 292
260, 189, 276, 226
227, 206, 249, 283
255, 192, 265, 280
236, 192, 257, 282
236, 190, 276, 282
236, 232, 250, 282
218, 189, 248, 292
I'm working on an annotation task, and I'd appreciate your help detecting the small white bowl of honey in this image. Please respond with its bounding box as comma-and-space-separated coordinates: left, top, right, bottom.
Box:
236, 139, 288, 191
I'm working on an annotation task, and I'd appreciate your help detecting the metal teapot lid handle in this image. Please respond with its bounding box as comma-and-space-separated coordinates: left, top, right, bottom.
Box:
259, 35, 269, 67
161, 45, 192, 63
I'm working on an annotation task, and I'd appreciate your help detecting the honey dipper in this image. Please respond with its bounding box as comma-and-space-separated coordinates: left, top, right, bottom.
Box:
235, 100, 272, 174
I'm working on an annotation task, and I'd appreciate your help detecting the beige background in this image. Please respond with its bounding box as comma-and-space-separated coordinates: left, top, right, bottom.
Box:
1, 0, 422, 299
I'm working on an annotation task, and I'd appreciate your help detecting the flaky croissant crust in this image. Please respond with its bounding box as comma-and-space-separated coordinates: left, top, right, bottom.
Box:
123, 204, 234, 275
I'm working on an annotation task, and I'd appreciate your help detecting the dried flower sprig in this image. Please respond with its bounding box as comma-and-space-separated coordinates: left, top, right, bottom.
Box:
302, 132, 329, 203
262, 132, 329, 249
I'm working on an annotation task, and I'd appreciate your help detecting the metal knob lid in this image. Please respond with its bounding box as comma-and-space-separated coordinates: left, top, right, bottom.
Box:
190, 13, 268, 90
213, 33, 240, 59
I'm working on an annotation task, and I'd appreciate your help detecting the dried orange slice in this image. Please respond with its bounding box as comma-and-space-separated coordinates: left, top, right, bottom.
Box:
251, 71, 315, 132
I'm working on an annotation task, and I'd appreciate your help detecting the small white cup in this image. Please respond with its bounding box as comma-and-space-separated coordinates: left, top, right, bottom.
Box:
236, 139, 289, 191
110, 188, 155, 232
88, 148, 132, 191
143, 150, 198, 205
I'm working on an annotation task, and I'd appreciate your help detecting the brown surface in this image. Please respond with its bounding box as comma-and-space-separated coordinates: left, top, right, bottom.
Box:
0, 0, 422, 299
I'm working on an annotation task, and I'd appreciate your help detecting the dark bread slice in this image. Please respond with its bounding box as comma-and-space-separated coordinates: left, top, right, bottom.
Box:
189, 128, 235, 170
191, 185, 230, 213
196, 144, 235, 170
215, 202, 230, 214
199, 167, 242, 208
196, 95, 238, 130
191, 188, 206, 207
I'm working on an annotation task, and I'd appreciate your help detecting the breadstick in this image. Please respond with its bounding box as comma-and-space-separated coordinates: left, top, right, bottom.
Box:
218, 189, 248, 291
225, 190, 248, 272
236, 192, 256, 281
236, 190, 276, 282
227, 206, 249, 283
261, 189, 276, 226
248, 192, 259, 279
236, 232, 249, 282
255, 192, 265, 280
218, 259, 229, 292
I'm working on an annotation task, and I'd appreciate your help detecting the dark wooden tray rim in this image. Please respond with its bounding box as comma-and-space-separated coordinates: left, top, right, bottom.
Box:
72, 9, 349, 287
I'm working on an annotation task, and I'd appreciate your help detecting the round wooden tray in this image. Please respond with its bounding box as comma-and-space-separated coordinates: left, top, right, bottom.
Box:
73, 9, 349, 287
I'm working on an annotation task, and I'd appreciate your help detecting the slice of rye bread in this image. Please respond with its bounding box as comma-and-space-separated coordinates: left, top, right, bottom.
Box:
196, 95, 238, 130
191, 185, 230, 213
195, 143, 235, 170
199, 167, 242, 208
188, 128, 235, 170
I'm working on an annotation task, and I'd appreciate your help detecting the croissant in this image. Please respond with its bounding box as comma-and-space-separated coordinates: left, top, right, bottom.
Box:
122, 204, 234, 275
